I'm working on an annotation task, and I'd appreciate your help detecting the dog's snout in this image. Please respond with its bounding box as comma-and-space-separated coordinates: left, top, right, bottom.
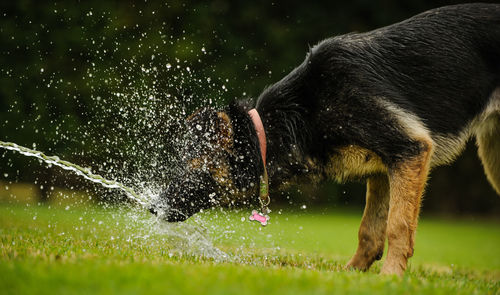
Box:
150, 167, 219, 222
149, 185, 201, 222
165, 210, 188, 222
149, 199, 190, 222
149, 205, 158, 216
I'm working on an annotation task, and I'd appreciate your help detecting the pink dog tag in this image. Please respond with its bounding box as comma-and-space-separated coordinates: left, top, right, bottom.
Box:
249, 210, 270, 226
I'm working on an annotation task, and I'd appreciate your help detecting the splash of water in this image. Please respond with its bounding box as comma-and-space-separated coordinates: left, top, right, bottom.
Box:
0, 140, 148, 206
0, 140, 234, 261
136, 213, 230, 261
0, 5, 274, 262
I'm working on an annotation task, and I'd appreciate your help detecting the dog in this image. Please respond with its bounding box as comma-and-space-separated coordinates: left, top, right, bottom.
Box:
150, 3, 500, 275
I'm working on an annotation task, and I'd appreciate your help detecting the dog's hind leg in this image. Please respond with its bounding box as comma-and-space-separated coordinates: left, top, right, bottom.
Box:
346, 174, 390, 271
381, 139, 433, 276
476, 112, 500, 195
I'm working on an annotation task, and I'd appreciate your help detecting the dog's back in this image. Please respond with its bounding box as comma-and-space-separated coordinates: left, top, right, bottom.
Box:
370, 4, 500, 191
371, 3, 500, 135
304, 4, 500, 169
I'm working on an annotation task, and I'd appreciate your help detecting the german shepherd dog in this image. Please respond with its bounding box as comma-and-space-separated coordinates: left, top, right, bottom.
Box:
150, 3, 500, 275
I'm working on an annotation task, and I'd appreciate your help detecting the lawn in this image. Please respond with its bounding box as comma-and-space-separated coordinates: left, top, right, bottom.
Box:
1, 200, 499, 294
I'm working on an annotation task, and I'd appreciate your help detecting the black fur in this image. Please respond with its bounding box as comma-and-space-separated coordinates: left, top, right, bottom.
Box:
152, 3, 500, 222
258, 3, 500, 180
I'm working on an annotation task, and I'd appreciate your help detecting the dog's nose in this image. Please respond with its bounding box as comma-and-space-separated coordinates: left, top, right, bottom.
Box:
165, 210, 188, 222
149, 201, 169, 219
148, 201, 189, 222
149, 206, 158, 216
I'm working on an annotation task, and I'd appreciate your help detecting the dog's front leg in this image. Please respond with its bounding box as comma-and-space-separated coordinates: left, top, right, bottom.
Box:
346, 174, 390, 271
381, 140, 433, 276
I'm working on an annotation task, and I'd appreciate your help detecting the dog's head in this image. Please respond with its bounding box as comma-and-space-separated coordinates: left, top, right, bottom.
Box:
150, 104, 261, 222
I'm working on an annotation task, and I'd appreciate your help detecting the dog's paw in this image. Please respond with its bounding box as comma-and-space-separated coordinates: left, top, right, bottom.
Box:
380, 261, 405, 276
345, 256, 370, 272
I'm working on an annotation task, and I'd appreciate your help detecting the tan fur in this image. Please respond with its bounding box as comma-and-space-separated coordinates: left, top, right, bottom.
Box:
217, 111, 234, 150
191, 155, 248, 206
341, 91, 500, 275
189, 156, 232, 186
376, 98, 472, 167
476, 112, 500, 195
189, 112, 249, 205
186, 108, 202, 121
380, 138, 433, 275
211, 160, 232, 187
346, 174, 390, 271
212, 162, 255, 206
347, 89, 499, 275
326, 145, 387, 182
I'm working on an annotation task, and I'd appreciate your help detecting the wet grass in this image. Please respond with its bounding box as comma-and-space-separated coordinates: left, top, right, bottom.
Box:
1, 202, 499, 294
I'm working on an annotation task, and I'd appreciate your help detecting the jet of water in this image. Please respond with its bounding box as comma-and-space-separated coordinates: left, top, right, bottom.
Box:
0, 140, 148, 207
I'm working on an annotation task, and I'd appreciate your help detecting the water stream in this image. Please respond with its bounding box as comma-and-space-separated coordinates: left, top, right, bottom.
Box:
0, 140, 148, 207
0, 139, 231, 260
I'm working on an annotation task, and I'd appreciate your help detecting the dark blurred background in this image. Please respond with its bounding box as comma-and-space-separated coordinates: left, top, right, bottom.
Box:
1, 0, 499, 215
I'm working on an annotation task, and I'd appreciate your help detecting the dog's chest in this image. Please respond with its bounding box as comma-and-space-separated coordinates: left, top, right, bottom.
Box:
319, 145, 387, 182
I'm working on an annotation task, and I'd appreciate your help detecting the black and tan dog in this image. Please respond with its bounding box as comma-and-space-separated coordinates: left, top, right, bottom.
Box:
150, 3, 500, 275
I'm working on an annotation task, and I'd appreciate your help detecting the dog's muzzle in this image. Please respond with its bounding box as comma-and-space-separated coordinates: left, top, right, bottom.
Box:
149, 203, 188, 222
149, 171, 216, 222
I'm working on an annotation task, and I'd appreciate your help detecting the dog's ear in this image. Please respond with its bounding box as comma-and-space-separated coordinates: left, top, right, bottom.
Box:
216, 111, 233, 150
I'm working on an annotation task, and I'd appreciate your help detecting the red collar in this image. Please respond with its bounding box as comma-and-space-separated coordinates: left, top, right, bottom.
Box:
247, 108, 270, 224
248, 109, 267, 166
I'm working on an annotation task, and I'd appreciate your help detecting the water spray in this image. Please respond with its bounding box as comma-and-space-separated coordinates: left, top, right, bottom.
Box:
0, 140, 149, 207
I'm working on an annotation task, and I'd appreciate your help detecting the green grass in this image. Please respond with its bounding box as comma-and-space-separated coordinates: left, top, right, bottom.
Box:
1, 202, 499, 294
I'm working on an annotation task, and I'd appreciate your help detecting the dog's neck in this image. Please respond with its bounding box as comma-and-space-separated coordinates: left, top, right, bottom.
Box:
252, 101, 312, 185
241, 58, 313, 185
